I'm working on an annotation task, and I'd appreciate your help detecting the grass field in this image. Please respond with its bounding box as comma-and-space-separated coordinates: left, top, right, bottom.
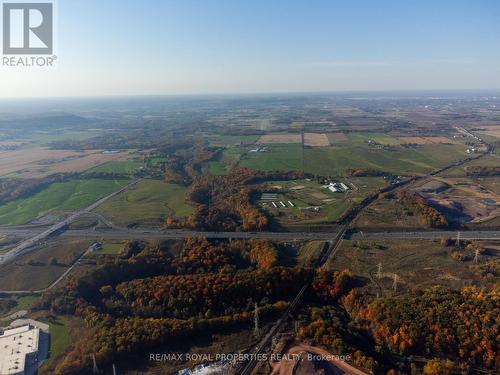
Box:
232, 139, 467, 176
440, 154, 500, 177
31, 130, 102, 146
0, 295, 36, 317
39, 317, 71, 370
327, 239, 497, 295
95, 179, 193, 226
208, 134, 259, 146
304, 144, 467, 176
98, 241, 124, 255
238, 144, 304, 171
354, 195, 422, 230
86, 160, 143, 175
0, 179, 129, 225
208, 161, 228, 175
347, 132, 401, 146
297, 241, 325, 266
0, 239, 92, 291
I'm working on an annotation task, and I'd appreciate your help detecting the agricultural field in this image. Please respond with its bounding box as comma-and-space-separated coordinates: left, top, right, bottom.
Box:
326, 132, 348, 144
326, 239, 499, 295
0, 145, 134, 179
398, 136, 459, 145
239, 144, 304, 171
0, 179, 129, 225
303, 133, 330, 147
440, 153, 500, 178
303, 143, 467, 176
475, 125, 500, 140
86, 159, 143, 175
207, 134, 260, 146
258, 133, 302, 144
0, 147, 86, 177
95, 179, 193, 226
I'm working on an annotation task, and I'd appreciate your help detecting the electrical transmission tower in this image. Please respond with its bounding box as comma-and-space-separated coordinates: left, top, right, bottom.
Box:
254, 302, 259, 335
474, 247, 480, 263
456, 231, 461, 248
392, 274, 398, 293
92, 354, 99, 375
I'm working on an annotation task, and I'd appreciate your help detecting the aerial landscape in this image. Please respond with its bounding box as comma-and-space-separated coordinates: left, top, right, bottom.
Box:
0, 1, 499, 375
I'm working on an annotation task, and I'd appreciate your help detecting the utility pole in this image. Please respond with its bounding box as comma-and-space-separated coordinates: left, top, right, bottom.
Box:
376, 262, 382, 279
456, 231, 461, 248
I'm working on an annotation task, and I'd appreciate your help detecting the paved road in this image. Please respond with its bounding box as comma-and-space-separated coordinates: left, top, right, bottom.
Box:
3, 226, 500, 243
351, 230, 500, 240
0, 179, 140, 266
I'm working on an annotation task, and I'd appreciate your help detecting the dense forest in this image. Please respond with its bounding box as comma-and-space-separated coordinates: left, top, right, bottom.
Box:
38, 238, 308, 374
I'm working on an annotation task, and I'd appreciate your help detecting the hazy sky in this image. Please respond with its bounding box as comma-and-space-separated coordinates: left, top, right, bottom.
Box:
1, 0, 499, 98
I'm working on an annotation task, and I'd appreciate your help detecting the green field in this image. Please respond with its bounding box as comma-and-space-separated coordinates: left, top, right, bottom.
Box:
95, 179, 193, 226
87, 160, 143, 175
231, 139, 467, 177
440, 154, 500, 177
98, 241, 124, 255
208, 161, 229, 175
0, 179, 129, 225
347, 132, 401, 146
304, 144, 467, 176
31, 130, 102, 146
208, 134, 259, 146
39, 317, 71, 370
0, 295, 36, 317
238, 144, 304, 171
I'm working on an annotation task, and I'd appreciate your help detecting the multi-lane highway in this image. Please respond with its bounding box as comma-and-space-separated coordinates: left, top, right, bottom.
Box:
3, 226, 500, 245
0, 179, 140, 266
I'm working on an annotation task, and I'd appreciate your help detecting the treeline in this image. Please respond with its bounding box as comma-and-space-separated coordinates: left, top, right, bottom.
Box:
396, 190, 448, 228
346, 168, 386, 177
348, 287, 500, 371
169, 168, 306, 231
164, 144, 220, 185
466, 166, 500, 177
0, 175, 65, 205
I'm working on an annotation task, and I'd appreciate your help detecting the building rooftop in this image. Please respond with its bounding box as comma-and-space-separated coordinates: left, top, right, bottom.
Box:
0, 325, 40, 375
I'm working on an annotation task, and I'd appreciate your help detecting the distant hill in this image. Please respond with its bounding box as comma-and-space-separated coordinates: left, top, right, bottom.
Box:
0, 113, 89, 130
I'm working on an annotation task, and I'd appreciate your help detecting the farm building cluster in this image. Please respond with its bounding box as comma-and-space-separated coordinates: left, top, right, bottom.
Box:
260, 193, 295, 209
